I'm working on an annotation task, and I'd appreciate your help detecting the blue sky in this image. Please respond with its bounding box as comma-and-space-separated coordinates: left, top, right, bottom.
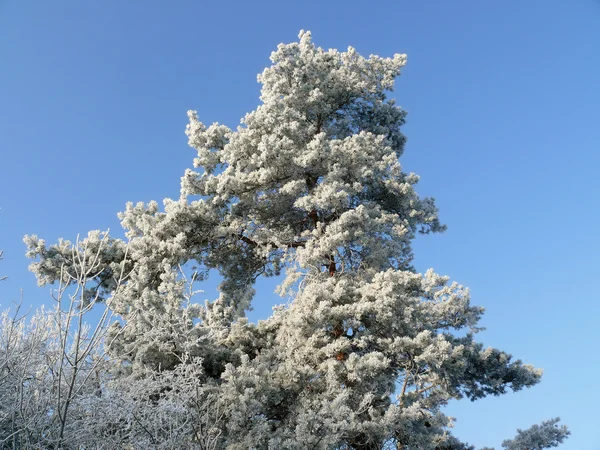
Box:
1, 1, 598, 448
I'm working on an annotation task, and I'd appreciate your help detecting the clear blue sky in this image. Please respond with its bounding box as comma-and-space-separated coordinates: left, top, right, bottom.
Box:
1, 1, 598, 448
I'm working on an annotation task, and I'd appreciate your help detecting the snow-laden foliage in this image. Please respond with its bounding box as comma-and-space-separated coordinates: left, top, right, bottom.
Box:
20, 31, 568, 449
0, 305, 107, 448
500, 418, 570, 450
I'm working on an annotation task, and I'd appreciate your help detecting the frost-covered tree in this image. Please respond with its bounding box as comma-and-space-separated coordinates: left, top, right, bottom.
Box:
0, 236, 125, 448
24, 31, 568, 449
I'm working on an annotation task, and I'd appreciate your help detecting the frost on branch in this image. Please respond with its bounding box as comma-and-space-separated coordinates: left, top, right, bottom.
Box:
500, 418, 570, 450
21, 31, 567, 449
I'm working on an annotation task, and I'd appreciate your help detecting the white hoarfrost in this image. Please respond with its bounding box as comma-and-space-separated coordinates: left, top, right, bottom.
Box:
19, 31, 568, 449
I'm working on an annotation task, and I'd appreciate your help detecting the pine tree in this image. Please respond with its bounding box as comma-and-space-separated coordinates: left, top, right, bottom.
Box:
25, 31, 568, 449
